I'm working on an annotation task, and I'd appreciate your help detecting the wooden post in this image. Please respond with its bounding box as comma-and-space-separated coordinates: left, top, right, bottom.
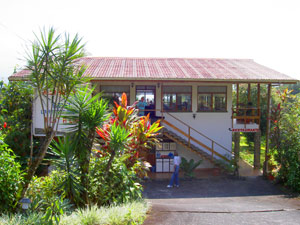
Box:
188, 127, 191, 147
212, 142, 214, 159
234, 132, 240, 163
237, 83, 239, 107
254, 130, 261, 169
248, 83, 251, 103
257, 83, 260, 123
263, 84, 271, 176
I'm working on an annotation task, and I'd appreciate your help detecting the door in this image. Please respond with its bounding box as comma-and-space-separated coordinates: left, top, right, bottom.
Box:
136, 85, 156, 117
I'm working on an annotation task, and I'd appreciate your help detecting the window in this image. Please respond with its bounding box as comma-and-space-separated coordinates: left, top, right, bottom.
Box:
100, 85, 130, 105
198, 86, 227, 112
163, 86, 192, 112
136, 86, 155, 104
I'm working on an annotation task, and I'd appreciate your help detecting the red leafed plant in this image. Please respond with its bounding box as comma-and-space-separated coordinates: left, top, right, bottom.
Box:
96, 93, 162, 177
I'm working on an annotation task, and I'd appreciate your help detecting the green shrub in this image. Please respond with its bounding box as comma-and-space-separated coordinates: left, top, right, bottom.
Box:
0, 81, 33, 166
89, 154, 143, 206
270, 90, 300, 192
0, 136, 24, 212
41, 196, 72, 225
25, 170, 67, 212
180, 157, 202, 178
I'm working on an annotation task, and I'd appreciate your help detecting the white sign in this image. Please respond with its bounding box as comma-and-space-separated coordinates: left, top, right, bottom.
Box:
230, 128, 260, 133
32, 92, 74, 136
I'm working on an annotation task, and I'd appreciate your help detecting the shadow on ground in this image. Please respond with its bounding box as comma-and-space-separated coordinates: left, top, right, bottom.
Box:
142, 176, 300, 225
143, 176, 283, 199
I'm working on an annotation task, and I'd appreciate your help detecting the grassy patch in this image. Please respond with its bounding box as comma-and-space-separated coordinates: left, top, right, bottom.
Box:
0, 200, 149, 225
0, 212, 44, 225
60, 200, 149, 225
235, 135, 266, 168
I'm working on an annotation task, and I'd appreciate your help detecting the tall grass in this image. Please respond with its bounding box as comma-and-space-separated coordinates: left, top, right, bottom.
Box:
0, 212, 44, 225
60, 201, 149, 225
0, 201, 149, 225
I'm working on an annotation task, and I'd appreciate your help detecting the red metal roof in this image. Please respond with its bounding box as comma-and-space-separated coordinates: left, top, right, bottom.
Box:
9, 57, 297, 83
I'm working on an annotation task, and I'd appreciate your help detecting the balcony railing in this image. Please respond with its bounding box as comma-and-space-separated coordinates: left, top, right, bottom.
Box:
232, 107, 260, 129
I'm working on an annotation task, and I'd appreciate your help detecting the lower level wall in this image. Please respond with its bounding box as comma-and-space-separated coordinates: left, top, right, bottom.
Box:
176, 144, 215, 169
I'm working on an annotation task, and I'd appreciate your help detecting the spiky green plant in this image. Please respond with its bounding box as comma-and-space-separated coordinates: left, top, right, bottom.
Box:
180, 157, 202, 178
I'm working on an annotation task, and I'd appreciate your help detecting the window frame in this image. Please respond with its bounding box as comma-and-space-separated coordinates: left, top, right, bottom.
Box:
162, 85, 192, 112
100, 85, 130, 104
197, 86, 227, 112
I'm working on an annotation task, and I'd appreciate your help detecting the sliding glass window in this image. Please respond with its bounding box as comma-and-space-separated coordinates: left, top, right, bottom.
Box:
100, 85, 130, 105
163, 86, 192, 112
198, 86, 227, 112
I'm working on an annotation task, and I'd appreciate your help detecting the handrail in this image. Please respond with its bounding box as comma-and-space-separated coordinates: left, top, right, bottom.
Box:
160, 111, 233, 162
163, 124, 229, 162
162, 111, 232, 154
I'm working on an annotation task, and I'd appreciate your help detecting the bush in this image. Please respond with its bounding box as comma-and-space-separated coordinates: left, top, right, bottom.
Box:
25, 170, 67, 212
180, 157, 202, 178
0, 81, 33, 166
270, 90, 300, 192
89, 154, 143, 206
0, 135, 24, 213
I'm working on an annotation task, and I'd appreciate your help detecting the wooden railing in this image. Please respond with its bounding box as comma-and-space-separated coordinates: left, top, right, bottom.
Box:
232, 107, 261, 128
160, 111, 233, 162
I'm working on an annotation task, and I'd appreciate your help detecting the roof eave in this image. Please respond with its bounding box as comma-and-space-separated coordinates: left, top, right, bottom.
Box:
8, 75, 298, 84
89, 77, 298, 84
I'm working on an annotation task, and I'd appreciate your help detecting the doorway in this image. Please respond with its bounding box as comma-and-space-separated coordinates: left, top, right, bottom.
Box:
136, 85, 156, 117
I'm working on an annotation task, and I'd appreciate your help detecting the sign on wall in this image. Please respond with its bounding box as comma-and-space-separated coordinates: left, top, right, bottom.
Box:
32, 93, 74, 136
229, 128, 260, 133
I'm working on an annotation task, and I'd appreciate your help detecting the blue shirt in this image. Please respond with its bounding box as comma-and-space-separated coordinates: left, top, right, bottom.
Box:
137, 101, 147, 116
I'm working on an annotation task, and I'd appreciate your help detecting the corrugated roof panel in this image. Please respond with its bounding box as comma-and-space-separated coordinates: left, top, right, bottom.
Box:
9, 57, 298, 83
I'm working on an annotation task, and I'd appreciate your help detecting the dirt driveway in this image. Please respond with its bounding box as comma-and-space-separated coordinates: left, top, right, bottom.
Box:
142, 176, 300, 225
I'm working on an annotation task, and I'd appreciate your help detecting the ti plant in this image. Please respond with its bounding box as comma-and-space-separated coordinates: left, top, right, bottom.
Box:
96, 93, 162, 178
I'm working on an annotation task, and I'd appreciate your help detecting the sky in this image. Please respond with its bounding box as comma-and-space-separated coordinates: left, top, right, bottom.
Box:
1, 0, 300, 82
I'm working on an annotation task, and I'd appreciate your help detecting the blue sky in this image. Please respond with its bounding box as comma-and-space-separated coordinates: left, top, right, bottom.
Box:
1, 0, 300, 82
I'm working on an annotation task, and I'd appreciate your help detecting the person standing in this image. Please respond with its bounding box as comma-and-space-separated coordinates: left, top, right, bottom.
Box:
137, 97, 148, 116
167, 151, 181, 188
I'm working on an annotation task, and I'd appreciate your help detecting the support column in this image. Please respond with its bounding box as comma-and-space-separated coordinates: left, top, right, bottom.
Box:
254, 130, 261, 169
233, 132, 240, 176
234, 132, 240, 162
263, 84, 272, 176
248, 83, 251, 103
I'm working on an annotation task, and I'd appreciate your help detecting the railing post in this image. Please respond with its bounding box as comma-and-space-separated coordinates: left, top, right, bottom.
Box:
188, 127, 191, 147
212, 142, 214, 159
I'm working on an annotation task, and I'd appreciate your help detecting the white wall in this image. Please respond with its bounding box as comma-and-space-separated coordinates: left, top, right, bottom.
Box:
94, 81, 233, 161
177, 144, 214, 168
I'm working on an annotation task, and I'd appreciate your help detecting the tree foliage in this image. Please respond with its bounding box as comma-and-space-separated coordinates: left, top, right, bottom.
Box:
0, 134, 24, 213
0, 81, 34, 165
61, 85, 109, 205
270, 89, 300, 192
22, 27, 86, 197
